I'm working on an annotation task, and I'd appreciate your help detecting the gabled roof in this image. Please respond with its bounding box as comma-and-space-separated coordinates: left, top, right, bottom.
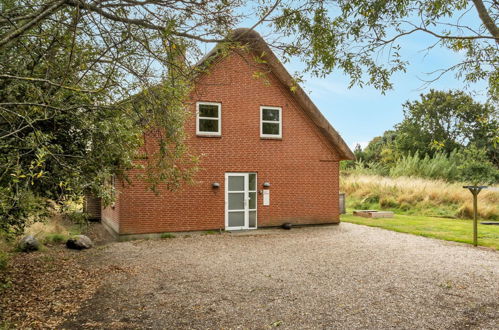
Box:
196, 28, 355, 161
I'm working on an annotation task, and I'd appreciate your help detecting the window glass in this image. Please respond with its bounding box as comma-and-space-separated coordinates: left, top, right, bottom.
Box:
199, 119, 218, 132
249, 174, 256, 191
228, 193, 245, 210
249, 192, 256, 209
262, 108, 279, 121
199, 104, 219, 118
228, 176, 244, 191
228, 212, 245, 227
262, 122, 280, 135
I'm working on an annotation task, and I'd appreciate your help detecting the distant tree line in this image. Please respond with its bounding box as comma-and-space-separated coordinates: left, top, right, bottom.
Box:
346, 90, 499, 185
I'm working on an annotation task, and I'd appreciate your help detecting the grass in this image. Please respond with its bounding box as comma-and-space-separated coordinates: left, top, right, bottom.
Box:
160, 233, 176, 239
341, 213, 499, 250
202, 230, 218, 235
341, 173, 498, 220
25, 215, 82, 244
43, 233, 67, 245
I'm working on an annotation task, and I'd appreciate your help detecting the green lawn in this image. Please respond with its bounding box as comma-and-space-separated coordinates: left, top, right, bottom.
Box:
341, 213, 499, 250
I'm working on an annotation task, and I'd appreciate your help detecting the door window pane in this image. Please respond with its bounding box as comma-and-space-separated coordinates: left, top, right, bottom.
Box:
262, 108, 279, 121
249, 211, 256, 228
249, 192, 256, 209
228, 176, 244, 191
228, 193, 244, 210
199, 119, 218, 132
229, 212, 245, 227
199, 104, 219, 118
249, 174, 256, 191
262, 122, 279, 135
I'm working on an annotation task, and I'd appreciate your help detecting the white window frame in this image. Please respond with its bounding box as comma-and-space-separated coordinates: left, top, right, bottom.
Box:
196, 102, 221, 136
260, 106, 282, 139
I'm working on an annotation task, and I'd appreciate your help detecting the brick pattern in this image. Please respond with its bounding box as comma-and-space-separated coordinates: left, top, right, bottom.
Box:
101, 184, 120, 233
103, 50, 341, 234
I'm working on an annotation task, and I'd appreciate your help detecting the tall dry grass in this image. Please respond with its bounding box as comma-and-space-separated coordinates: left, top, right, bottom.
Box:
341, 174, 499, 220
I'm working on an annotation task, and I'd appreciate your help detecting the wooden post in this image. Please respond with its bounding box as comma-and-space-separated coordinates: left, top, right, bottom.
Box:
472, 189, 478, 247
463, 186, 487, 247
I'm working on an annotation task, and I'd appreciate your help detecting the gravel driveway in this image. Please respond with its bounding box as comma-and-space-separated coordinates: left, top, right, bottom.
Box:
63, 223, 499, 329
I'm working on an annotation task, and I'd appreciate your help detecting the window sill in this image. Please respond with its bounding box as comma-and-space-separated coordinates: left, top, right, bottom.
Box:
260, 136, 282, 140
196, 134, 222, 138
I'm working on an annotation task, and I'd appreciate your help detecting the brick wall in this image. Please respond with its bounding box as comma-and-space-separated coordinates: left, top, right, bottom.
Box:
115, 50, 341, 234
101, 182, 120, 234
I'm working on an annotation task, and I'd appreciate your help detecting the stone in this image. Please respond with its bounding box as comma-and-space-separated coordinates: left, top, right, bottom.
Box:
18, 235, 40, 252
281, 223, 292, 230
66, 235, 93, 250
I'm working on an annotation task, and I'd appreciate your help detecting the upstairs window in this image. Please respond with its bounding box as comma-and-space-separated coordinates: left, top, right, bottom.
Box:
196, 102, 221, 136
260, 106, 282, 138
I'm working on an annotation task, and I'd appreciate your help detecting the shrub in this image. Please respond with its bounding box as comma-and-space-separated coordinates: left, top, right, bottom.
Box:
160, 233, 176, 239
0, 250, 8, 271
0, 188, 48, 237
389, 151, 460, 181
65, 211, 89, 230
43, 233, 67, 245
456, 145, 499, 185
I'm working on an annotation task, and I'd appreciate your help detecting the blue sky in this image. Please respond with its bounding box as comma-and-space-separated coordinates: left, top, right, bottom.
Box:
225, 3, 490, 151
285, 34, 488, 151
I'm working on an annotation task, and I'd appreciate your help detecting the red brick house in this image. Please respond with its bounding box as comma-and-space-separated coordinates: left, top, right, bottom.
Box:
100, 29, 354, 238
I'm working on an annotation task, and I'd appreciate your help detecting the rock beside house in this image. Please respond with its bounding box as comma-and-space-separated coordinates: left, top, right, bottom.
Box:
66, 235, 93, 250
18, 235, 40, 252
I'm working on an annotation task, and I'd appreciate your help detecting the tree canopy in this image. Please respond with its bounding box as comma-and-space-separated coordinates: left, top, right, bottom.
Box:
395, 90, 498, 163
354, 90, 498, 184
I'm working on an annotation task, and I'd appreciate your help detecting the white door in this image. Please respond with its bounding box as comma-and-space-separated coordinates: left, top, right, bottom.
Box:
225, 173, 257, 230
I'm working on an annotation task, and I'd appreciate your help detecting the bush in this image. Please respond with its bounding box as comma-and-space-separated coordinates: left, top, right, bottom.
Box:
65, 211, 89, 230
43, 233, 67, 245
0, 188, 48, 237
389, 151, 460, 181
343, 159, 389, 176
0, 250, 8, 271
456, 145, 499, 185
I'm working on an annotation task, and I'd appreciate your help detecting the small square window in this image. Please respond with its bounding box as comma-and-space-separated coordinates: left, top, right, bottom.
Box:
197, 102, 221, 136
260, 106, 282, 138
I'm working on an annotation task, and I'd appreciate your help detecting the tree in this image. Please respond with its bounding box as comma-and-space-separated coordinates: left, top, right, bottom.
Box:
272, 0, 498, 94
394, 90, 498, 164
0, 0, 215, 233
362, 130, 399, 164
457, 144, 499, 185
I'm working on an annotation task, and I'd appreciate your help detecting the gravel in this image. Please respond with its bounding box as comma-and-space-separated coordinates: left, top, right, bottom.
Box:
63, 223, 499, 329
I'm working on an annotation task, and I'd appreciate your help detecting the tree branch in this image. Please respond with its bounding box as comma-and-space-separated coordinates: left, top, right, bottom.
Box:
0, 0, 66, 48
471, 0, 499, 43
0, 74, 101, 93
64, 0, 225, 43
